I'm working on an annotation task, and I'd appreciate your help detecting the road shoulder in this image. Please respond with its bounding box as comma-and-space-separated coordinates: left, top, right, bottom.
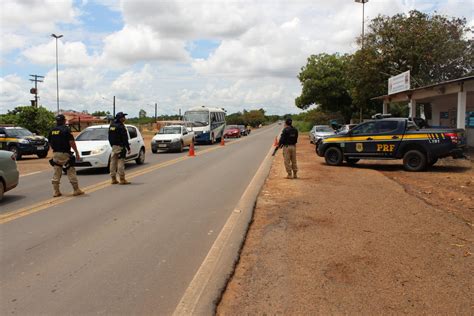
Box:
217, 140, 473, 314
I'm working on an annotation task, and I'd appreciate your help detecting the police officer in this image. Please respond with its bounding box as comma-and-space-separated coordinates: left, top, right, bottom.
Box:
278, 118, 299, 179
108, 112, 131, 185
48, 114, 84, 197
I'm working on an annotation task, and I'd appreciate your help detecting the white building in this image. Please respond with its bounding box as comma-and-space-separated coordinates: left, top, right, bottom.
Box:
374, 76, 474, 147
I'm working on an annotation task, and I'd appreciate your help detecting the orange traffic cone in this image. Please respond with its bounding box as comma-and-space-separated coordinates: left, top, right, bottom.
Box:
220, 137, 225, 146
189, 142, 195, 157
273, 137, 278, 147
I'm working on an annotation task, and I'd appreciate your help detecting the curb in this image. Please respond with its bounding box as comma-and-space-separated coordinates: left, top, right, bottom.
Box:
173, 144, 276, 316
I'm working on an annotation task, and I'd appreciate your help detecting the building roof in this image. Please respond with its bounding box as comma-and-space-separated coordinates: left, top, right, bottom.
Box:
372, 75, 474, 101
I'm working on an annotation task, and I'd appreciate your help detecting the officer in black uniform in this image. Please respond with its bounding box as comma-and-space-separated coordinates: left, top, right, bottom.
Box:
48, 114, 84, 197
108, 112, 131, 184
278, 118, 299, 179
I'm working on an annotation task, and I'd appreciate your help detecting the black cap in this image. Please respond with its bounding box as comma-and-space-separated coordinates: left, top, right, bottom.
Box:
55, 114, 66, 122
115, 112, 128, 119
285, 118, 292, 126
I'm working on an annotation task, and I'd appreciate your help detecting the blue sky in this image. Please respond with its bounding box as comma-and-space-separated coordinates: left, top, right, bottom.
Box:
1, 0, 472, 117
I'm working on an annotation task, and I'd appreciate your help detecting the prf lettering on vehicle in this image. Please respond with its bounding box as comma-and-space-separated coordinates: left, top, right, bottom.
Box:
51, 130, 60, 135
377, 144, 395, 152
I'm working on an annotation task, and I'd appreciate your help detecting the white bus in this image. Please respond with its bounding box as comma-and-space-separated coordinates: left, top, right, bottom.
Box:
183, 106, 226, 144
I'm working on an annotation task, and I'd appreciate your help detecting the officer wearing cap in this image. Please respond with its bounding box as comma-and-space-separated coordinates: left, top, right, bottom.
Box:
278, 118, 299, 179
108, 112, 131, 184
48, 114, 84, 197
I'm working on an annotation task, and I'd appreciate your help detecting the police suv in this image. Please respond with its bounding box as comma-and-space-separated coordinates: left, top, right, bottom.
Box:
0, 126, 49, 160
316, 116, 466, 171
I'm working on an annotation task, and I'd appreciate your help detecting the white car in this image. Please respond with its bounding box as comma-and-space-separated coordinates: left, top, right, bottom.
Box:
151, 125, 195, 153
75, 124, 145, 169
309, 125, 336, 144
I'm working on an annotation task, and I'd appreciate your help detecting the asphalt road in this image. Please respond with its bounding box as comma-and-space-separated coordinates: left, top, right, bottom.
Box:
0, 124, 280, 315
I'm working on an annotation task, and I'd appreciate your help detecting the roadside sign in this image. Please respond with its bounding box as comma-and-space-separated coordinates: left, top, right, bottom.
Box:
388, 70, 410, 95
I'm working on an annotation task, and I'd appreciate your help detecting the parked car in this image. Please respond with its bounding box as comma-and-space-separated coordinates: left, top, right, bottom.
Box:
309, 125, 335, 144
238, 125, 248, 136
74, 124, 145, 170
0, 126, 49, 160
337, 124, 357, 134
317, 117, 466, 171
151, 125, 195, 153
0, 150, 19, 200
224, 125, 241, 138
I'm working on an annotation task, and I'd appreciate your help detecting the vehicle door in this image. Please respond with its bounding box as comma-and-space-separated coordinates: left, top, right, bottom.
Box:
182, 127, 191, 146
344, 121, 379, 157
126, 126, 140, 158
0, 128, 6, 150
373, 120, 404, 158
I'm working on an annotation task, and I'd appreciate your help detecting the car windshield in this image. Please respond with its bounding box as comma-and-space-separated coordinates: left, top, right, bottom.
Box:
226, 125, 238, 130
76, 128, 109, 141
315, 127, 333, 133
157, 127, 181, 134
184, 111, 209, 127
7, 128, 33, 137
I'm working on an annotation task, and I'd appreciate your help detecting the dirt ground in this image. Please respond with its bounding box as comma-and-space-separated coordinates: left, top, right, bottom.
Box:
217, 136, 473, 315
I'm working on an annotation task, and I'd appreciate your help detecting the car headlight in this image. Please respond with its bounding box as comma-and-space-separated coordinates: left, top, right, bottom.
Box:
91, 145, 108, 155
20, 139, 30, 144
172, 138, 180, 142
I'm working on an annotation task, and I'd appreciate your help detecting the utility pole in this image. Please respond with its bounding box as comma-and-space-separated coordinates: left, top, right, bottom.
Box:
355, 0, 368, 123
51, 34, 63, 114
29, 74, 44, 107
154, 102, 157, 122
113, 96, 116, 117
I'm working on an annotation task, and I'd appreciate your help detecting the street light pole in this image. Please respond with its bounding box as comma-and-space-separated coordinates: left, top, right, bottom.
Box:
355, 0, 368, 123
51, 33, 63, 114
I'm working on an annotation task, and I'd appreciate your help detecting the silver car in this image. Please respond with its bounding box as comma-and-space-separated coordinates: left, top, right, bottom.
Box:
309, 125, 335, 144
0, 150, 20, 200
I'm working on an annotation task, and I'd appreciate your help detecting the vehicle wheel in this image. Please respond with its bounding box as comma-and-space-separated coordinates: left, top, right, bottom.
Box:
151, 148, 157, 154
8, 146, 21, 160
324, 147, 343, 166
403, 150, 427, 172
178, 141, 184, 153
210, 133, 215, 144
136, 148, 145, 165
346, 158, 360, 166
428, 157, 438, 167
0, 181, 4, 201
37, 151, 48, 159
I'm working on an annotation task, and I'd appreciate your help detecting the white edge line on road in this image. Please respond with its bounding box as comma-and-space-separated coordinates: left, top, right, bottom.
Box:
20, 171, 43, 177
172, 143, 276, 316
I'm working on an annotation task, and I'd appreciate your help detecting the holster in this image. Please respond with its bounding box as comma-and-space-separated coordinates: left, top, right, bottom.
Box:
120, 147, 127, 159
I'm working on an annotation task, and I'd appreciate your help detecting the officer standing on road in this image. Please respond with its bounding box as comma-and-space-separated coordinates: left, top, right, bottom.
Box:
278, 118, 299, 179
48, 114, 84, 197
108, 112, 131, 185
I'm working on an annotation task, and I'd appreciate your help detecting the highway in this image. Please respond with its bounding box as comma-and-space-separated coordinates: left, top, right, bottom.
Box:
0, 124, 280, 315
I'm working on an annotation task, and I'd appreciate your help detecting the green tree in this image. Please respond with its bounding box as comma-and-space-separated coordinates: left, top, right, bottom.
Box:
91, 110, 110, 117
242, 110, 266, 127
295, 53, 354, 123
0, 106, 55, 136
138, 109, 147, 119
350, 10, 473, 116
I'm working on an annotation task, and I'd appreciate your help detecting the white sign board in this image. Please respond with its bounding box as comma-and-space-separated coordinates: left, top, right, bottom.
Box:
388, 70, 410, 94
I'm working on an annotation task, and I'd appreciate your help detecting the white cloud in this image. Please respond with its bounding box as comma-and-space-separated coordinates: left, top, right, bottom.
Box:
22, 40, 96, 67
101, 25, 190, 66
0, 75, 30, 108
0, 0, 78, 33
